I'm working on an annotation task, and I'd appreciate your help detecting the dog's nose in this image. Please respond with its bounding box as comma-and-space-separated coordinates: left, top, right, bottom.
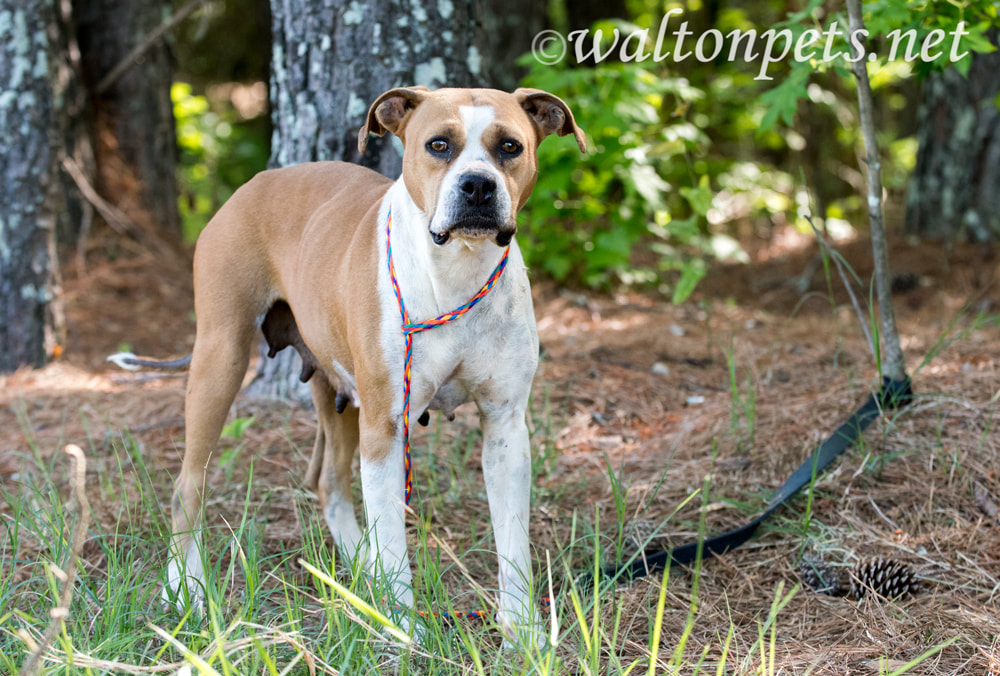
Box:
459, 174, 496, 206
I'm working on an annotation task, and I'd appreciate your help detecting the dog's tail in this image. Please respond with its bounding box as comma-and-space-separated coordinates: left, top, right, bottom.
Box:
106, 352, 193, 372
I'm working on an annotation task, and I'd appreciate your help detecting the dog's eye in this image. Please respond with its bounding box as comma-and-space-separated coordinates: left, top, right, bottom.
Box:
427, 138, 449, 154
499, 139, 523, 157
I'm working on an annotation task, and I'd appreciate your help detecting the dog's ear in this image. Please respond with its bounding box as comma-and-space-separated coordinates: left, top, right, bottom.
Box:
514, 88, 587, 153
358, 86, 430, 153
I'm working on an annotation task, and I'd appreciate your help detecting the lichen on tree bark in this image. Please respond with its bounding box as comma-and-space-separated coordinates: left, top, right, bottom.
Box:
0, 0, 57, 371
906, 36, 1000, 242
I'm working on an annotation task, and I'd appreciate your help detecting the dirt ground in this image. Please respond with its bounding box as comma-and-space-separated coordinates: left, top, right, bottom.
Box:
2, 227, 998, 673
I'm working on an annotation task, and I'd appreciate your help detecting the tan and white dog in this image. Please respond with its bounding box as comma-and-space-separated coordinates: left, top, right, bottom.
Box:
110, 86, 585, 638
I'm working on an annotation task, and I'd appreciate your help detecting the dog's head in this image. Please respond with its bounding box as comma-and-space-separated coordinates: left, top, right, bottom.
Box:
359, 87, 586, 247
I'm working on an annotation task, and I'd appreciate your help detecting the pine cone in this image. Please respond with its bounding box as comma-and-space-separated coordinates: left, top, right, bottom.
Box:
850, 557, 920, 600
621, 519, 667, 557
798, 557, 846, 596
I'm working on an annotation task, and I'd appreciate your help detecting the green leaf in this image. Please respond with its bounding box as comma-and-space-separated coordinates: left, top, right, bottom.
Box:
222, 416, 255, 440
627, 164, 670, 209
961, 24, 998, 55
757, 66, 810, 132
671, 261, 707, 305
596, 228, 633, 255
663, 216, 700, 242
544, 256, 572, 280
679, 179, 714, 217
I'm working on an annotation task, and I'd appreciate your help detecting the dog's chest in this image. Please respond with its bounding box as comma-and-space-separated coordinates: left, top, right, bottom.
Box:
407, 290, 532, 416
374, 262, 537, 423
370, 191, 539, 420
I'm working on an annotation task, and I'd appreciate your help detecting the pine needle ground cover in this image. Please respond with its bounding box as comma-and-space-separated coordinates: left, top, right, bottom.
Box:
1, 236, 997, 674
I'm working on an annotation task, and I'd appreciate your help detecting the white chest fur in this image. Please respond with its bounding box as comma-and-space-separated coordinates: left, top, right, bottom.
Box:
376, 181, 539, 422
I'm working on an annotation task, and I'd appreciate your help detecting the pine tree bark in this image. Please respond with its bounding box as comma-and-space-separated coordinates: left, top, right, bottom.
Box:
478, 0, 546, 91
905, 36, 1000, 242
251, 0, 510, 403
269, 0, 488, 177
0, 0, 58, 371
75, 0, 180, 234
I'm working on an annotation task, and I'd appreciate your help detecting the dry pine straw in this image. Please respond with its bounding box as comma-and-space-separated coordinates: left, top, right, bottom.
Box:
1, 239, 998, 673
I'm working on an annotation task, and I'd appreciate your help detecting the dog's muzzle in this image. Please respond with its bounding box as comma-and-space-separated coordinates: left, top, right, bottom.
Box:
431, 173, 515, 247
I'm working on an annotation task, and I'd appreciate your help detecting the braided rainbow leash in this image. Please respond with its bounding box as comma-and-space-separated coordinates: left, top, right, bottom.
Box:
385, 208, 510, 505
382, 209, 555, 622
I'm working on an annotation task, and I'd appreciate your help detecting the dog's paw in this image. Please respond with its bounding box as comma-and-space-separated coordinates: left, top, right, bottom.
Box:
498, 618, 547, 654
379, 633, 423, 672
161, 558, 207, 615
160, 580, 205, 615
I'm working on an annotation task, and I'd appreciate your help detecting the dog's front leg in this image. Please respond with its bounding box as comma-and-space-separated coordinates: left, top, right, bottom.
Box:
480, 407, 537, 646
358, 416, 413, 619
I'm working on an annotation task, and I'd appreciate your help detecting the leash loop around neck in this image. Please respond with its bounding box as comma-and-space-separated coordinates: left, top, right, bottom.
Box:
385, 207, 510, 504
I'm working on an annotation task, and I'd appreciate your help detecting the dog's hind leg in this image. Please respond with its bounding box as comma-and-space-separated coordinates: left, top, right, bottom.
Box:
308, 375, 364, 562
165, 313, 257, 608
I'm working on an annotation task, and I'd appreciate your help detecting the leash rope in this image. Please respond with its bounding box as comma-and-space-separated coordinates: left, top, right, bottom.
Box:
371, 575, 552, 623
369, 376, 911, 621
383, 209, 553, 622
410, 595, 552, 623
385, 207, 510, 505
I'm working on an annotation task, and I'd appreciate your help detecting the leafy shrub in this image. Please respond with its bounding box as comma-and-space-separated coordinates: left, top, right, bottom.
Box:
172, 82, 269, 241
519, 52, 716, 297
517, 1, 995, 297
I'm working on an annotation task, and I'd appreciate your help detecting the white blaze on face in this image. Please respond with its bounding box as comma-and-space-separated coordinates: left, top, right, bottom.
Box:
457, 104, 494, 167
429, 105, 513, 237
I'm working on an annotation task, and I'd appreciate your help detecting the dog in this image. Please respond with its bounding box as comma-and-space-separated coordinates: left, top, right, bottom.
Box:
109, 86, 585, 640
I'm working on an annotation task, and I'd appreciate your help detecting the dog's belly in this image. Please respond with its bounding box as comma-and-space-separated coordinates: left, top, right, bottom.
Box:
260, 299, 361, 406
426, 379, 469, 419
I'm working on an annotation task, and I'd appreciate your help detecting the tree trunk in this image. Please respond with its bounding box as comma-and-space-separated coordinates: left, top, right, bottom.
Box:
252, 0, 528, 403
75, 0, 180, 235
0, 0, 58, 371
479, 0, 546, 91
846, 0, 906, 383
53, 0, 96, 249
906, 36, 1000, 242
269, 0, 488, 178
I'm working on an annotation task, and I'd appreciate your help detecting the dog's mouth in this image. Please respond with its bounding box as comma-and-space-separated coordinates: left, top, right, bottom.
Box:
431, 217, 515, 247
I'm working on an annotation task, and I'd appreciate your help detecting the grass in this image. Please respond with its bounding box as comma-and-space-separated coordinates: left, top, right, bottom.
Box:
725, 338, 758, 454
3, 249, 999, 673
2, 387, 992, 675
2, 435, 692, 673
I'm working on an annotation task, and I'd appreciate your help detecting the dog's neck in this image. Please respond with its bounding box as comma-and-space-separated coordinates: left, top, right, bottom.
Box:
385, 178, 509, 316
